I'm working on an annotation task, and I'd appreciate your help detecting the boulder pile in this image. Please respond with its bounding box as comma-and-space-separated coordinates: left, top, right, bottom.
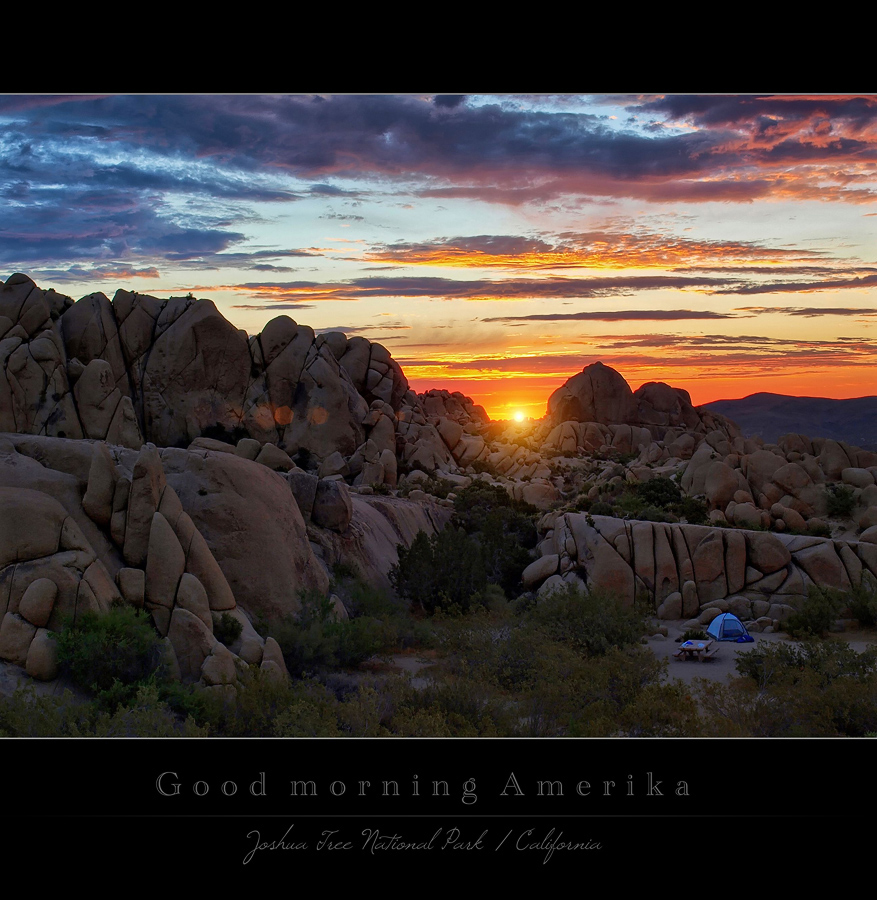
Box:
3, 273, 877, 692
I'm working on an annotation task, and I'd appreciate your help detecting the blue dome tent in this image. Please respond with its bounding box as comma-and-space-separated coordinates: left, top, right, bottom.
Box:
707, 612, 754, 642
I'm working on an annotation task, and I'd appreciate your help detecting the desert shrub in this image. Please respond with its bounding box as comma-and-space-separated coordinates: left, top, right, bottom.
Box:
271, 679, 344, 737
635, 476, 682, 508
0, 685, 206, 737
56, 605, 164, 699
716, 640, 877, 736
678, 628, 709, 642
676, 495, 709, 525
390, 528, 487, 614
826, 483, 856, 518
383, 677, 510, 736
618, 681, 703, 737
398, 476, 448, 498
804, 520, 831, 537
847, 580, 877, 627
613, 491, 645, 517
524, 584, 646, 658
638, 504, 673, 522
452, 483, 536, 532
198, 668, 336, 737
470, 459, 498, 477
589, 500, 615, 517
785, 586, 846, 638
0, 687, 97, 737
89, 684, 209, 737
213, 612, 243, 646
266, 590, 392, 676
735, 638, 877, 689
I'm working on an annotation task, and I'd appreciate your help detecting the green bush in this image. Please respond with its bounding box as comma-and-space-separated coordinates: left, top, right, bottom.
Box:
678, 628, 709, 642
55, 605, 164, 696
676, 495, 709, 525
589, 501, 615, 517
635, 476, 682, 508
735, 638, 877, 689
470, 459, 498, 477
452, 482, 536, 532
785, 586, 846, 638
266, 590, 391, 676
524, 584, 646, 658
400, 476, 455, 499
846, 581, 877, 627
0, 685, 207, 737
390, 528, 487, 614
213, 612, 243, 646
826, 483, 856, 518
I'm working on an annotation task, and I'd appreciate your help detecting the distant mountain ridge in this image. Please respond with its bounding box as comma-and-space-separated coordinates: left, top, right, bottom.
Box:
703, 392, 877, 450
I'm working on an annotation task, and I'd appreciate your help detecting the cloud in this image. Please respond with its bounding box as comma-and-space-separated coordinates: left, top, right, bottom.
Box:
219, 273, 742, 304
482, 309, 741, 323
314, 323, 411, 334
734, 305, 877, 316
25, 264, 161, 283
364, 231, 828, 271
0, 179, 249, 267
5, 94, 875, 207
229, 303, 316, 310
433, 95, 466, 109
717, 273, 877, 295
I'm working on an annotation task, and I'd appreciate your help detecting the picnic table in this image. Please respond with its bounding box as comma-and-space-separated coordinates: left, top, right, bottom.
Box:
674, 639, 718, 661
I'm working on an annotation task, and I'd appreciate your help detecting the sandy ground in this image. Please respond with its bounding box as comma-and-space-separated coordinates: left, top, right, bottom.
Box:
645, 621, 877, 686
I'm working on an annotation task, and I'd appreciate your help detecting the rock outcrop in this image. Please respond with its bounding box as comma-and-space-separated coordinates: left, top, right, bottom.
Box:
527, 512, 877, 632
4, 273, 877, 693
546, 361, 740, 441
0, 433, 338, 680
1, 274, 466, 487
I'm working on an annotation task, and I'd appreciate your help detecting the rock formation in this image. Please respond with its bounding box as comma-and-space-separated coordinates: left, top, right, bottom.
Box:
3, 274, 877, 694
525, 512, 877, 634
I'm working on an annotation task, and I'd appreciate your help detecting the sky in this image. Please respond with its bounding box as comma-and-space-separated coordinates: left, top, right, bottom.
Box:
2, 93, 876, 420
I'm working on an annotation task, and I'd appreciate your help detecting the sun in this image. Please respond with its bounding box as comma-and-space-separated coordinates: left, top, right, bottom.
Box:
513, 411, 525, 422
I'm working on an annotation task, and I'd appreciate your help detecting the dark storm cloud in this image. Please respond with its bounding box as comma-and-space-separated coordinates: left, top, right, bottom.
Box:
2, 95, 875, 215
0, 94, 720, 184
433, 96, 466, 108
635, 95, 877, 129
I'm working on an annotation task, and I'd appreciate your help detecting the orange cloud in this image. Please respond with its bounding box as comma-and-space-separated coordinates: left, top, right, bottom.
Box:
363, 231, 827, 271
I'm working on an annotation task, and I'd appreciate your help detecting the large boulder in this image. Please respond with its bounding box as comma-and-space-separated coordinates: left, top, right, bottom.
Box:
547, 362, 636, 426
163, 448, 329, 623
